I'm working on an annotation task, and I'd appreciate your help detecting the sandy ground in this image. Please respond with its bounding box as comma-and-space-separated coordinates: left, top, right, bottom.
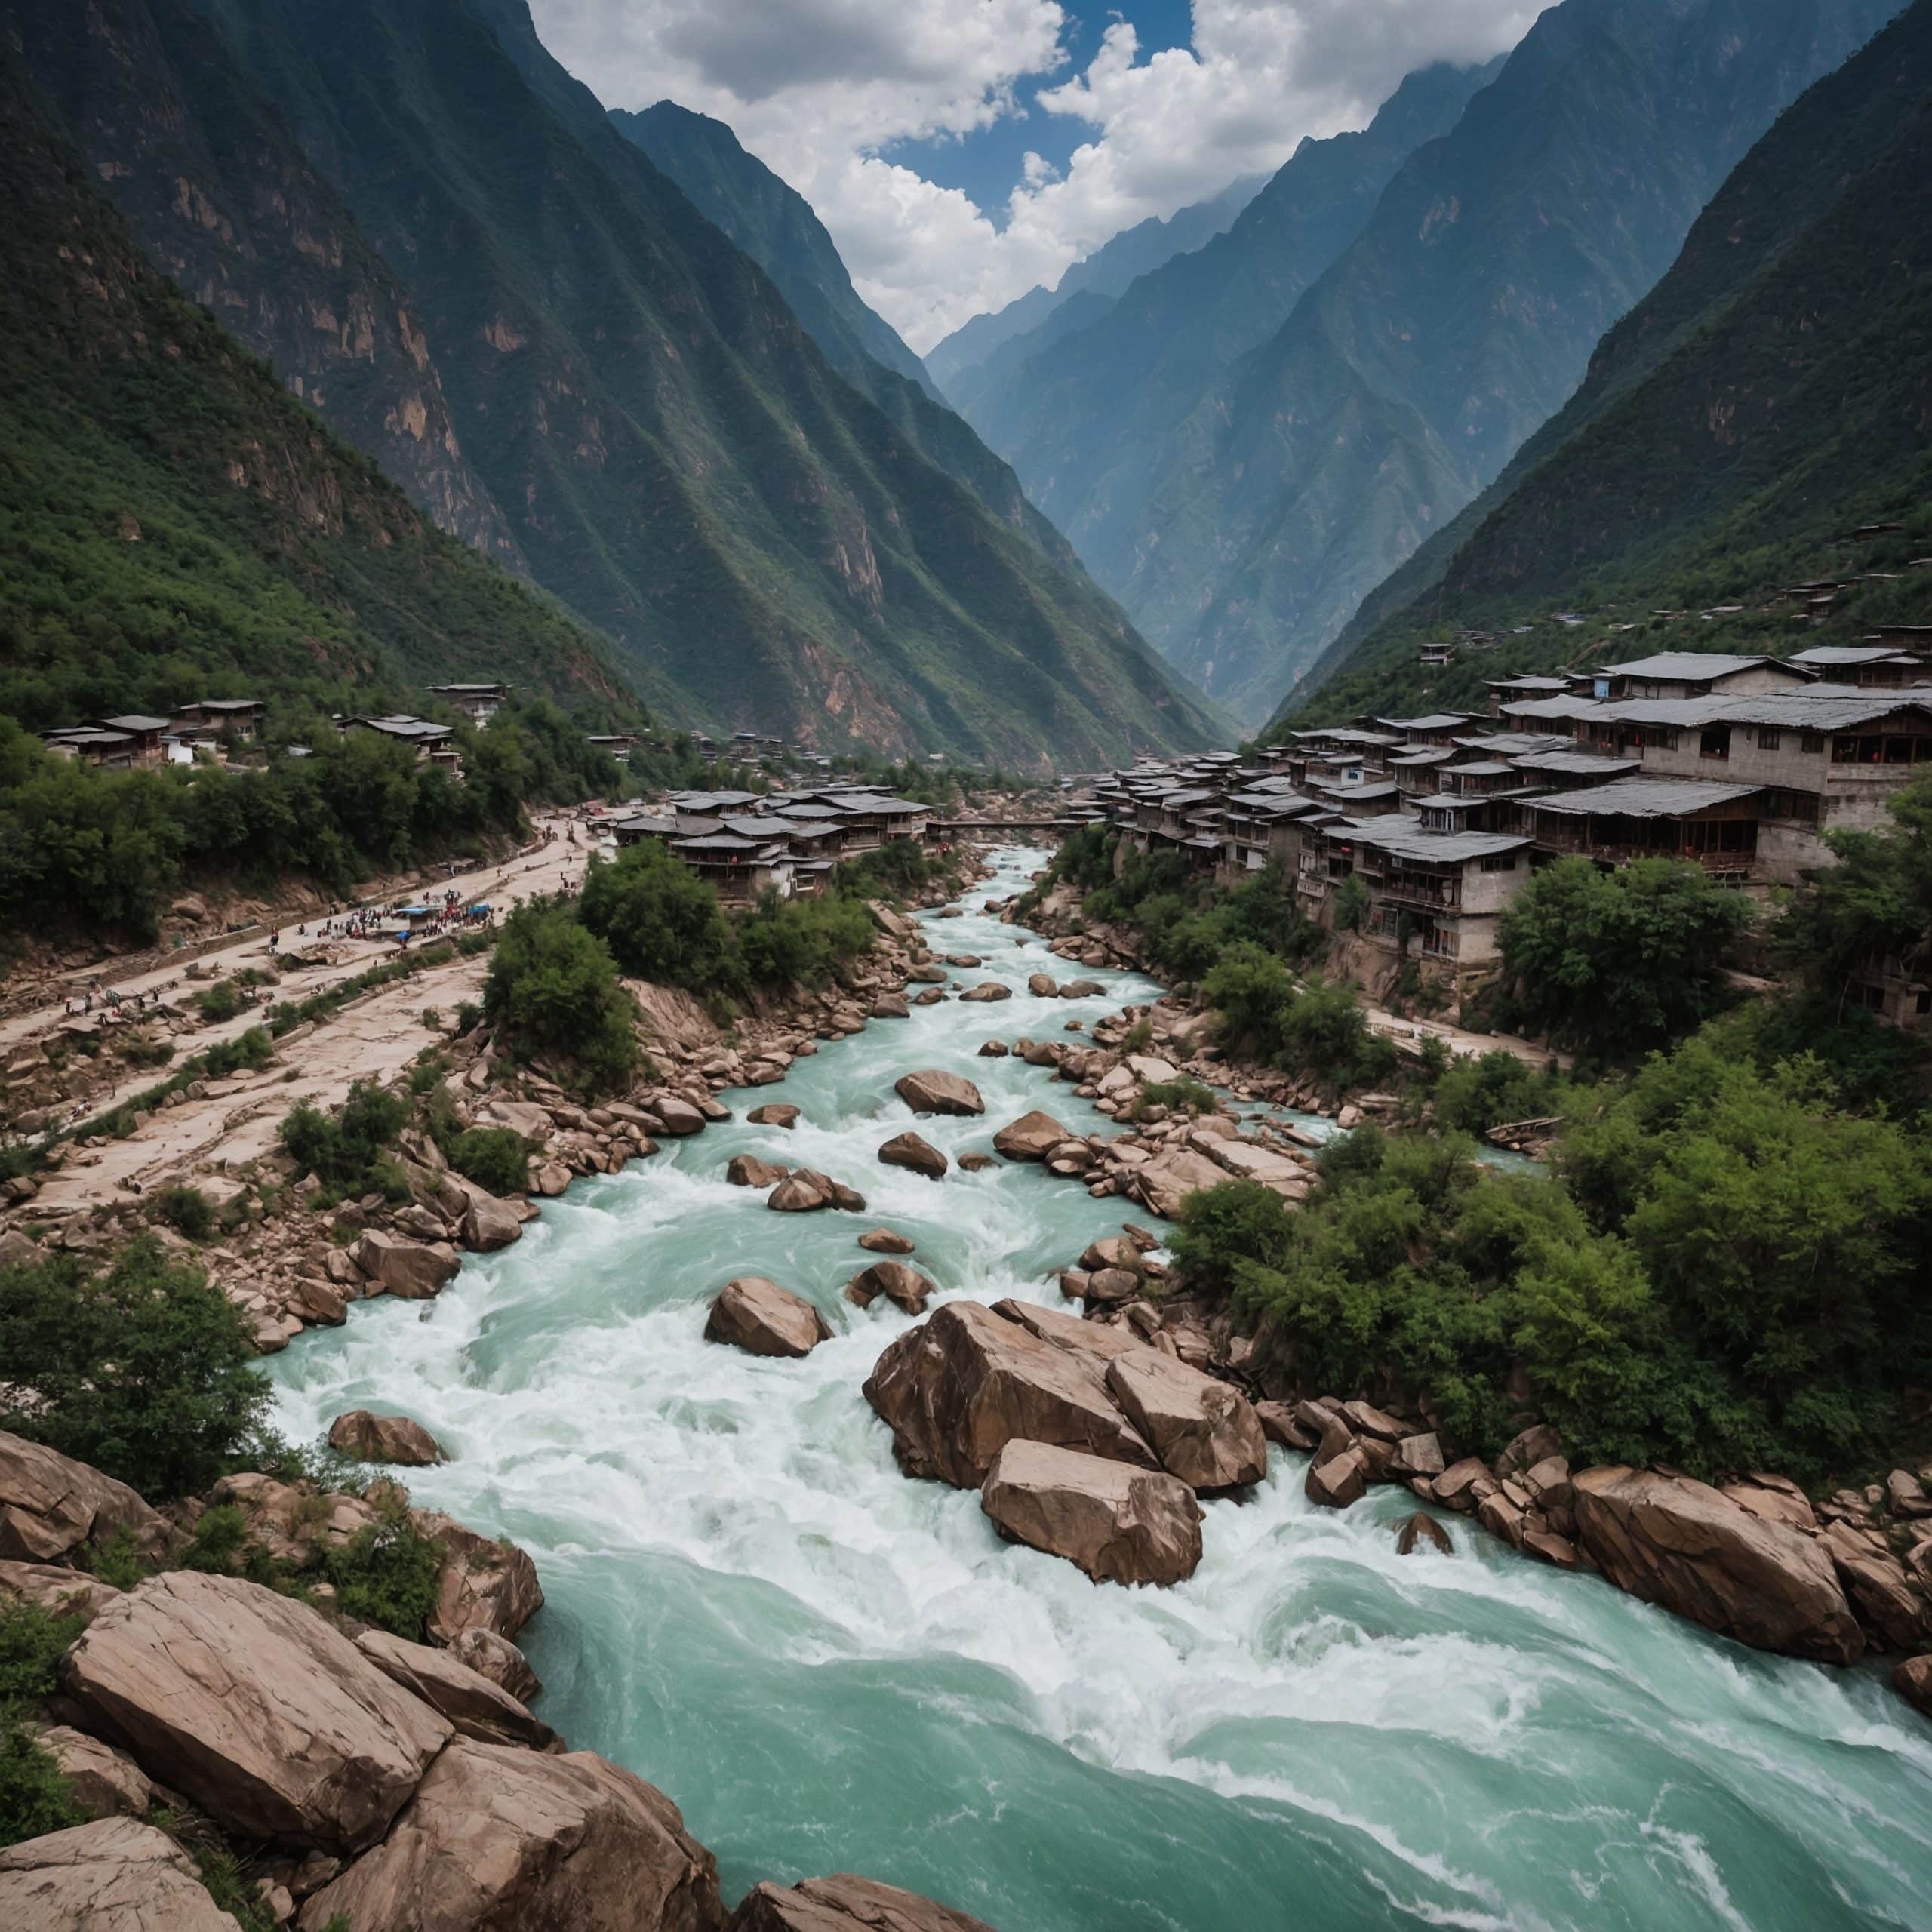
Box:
11, 817, 608, 1212
1361, 1008, 1573, 1072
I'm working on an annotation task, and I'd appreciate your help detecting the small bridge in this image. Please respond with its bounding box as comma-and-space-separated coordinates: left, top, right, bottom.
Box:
924, 819, 1086, 840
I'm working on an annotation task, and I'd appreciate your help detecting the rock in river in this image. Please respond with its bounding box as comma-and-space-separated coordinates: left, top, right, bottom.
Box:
1571, 1466, 1864, 1665
355, 1629, 561, 1753
863, 1301, 1157, 1489
705, 1278, 832, 1359
878, 1131, 948, 1179
1103, 1351, 1267, 1492
894, 1070, 984, 1117
992, 1111, 1071, 1161
327, 1410, 446, 1468
982, 1439, 1202, 1586
844, 1261, 937, 1315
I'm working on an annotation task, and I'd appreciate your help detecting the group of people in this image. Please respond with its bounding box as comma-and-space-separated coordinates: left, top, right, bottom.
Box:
63, 980, 174, 1018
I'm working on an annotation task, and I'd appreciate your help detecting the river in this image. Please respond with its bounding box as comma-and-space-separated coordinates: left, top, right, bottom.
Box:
267, 848, 1932, 1931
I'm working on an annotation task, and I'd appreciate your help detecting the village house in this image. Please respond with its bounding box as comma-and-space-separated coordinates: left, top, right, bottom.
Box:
171, 698, 265, 741
339, 715, 463, 775
426, 682, 509, 725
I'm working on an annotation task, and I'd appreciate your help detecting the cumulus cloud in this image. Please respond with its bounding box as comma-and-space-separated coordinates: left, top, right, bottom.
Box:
526, 0, 1538, 351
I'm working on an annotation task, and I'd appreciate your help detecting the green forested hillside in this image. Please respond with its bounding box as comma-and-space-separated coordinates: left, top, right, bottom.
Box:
0, 45, 637, 731
606, 96, 1100, 571
1287, 0, 1932, 726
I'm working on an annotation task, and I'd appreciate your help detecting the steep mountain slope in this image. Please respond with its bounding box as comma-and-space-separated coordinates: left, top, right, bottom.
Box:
952, 61, 1499, 677
1282, 0, 1932, 727
925, 174, 1263, 408
1137, 0, 1906, 722
603, 95, 1087, 567
2, 0, 519, 566
0, 41, 637, 730
45, 0, 1218, 769
611, 100, 933, 398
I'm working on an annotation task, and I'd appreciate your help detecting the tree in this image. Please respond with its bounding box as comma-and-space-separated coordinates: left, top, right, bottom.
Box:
577, 842, 737, 991
484, 900, 637, 1095
0, 1239, 272, 1500
1497, 856, 1753, 1058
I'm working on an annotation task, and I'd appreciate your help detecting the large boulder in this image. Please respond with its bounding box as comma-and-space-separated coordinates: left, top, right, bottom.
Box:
60, 1572, 451, 1854
982, 1440, 1202, 1586
958, 983, 1011, 1003
33, 1726, 154, 1820
352, 1231, 460, 1300
727, 1155, 790, 1189
327, 1411, 446, 1468
655, 1097, 708, 1136
0, 1432, 166, 1566
894, 1072, 983, 1118
992, 1112, 1070, 1162
705, 1278, 832, 1359
413, 1512, 544, 1645
1102, 1352, 1266, 1492
878, 1133, 948, 1180
864, 1302, 1156, 1490
448, 1627, 542, 1706
768, 1174, 832, 1213
857, 1229, 916, 1256
1571, 1466, 1864, 1665
844, 1261, 937, 1315
732, 1873, 997, 1931
0, 1818, 242, 1931
747, 1104, 799, 1129
355, 1629, 560, 1753
297, 1741, 728, 1932
461, 1192, 525, 1253
989, 1299, 1142, 1363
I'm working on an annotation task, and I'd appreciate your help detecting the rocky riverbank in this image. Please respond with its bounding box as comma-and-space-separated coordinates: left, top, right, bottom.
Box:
988, 861, 1932, 1715
0, 1428, 997, 1930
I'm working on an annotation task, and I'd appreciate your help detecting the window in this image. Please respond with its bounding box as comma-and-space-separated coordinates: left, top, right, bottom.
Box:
1481, 853, 1518, 872
1801, 731, 1826, 755
1700, 725, 1731, 761
1918, 988, 1932, 1017
1847, 980, 1887, 1014
1760, 789, 1820, 825
1757, 728, 1780, 751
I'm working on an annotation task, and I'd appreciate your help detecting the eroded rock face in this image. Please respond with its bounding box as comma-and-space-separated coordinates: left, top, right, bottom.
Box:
0, 1431, 166, 1565
731, 1872, 998, 1931
327, 1411, 446, 1468
893, 1071, 983, 1117
992, 1112, 1070, 1161
1572, 1467, 1864, 1665
863, 1302, 1156, 1490
355, 1630, 559, 1753
0, 1560, 123, 1624
1103, 1352, 1266, 1492
297, 1740, 728, 1932
878, 1133, 948, 1180
705, 1278, 832, 1359
60, 1571, 451, 1854
982, 1440, 1202, 1587
0, 1817, 242, 1932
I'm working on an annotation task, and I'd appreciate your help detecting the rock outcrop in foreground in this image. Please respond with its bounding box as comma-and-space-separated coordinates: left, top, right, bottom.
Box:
981, 1440, 1203, 1586
0, 1817, 242, 1930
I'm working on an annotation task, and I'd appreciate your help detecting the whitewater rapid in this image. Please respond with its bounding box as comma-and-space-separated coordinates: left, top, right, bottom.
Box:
269, 849, 1932, 1931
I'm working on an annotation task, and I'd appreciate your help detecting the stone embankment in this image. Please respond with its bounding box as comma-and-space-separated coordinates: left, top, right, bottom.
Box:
0, 1424, 1000, 1930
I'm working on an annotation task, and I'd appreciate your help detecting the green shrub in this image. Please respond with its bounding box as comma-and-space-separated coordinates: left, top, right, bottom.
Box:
158, 1184, 215, 1241
737, 889, 874, 989
320, 1514, 444, 1642
0, 1238, 272, 1500
445, 1126, 531, 1198
0, 1598, 82, 1708
278, 1081, 410, 1200
0, 1715, 80, 1850
1137, 1078, 1217, 1117
485, 901, 637, 1097
196, 979, 242, 1024
578, 841, 735, 990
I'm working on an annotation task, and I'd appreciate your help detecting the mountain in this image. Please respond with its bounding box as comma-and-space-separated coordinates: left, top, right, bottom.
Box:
1121, 0, 1906, 723
14, 0, 1220, 771
943, 60, 1500, 712
602, 94, 1087, 566
611, 100, 934, 399
1281, 0, 1932, 728
0, 37, 637, 732
924, 175, 1264, 406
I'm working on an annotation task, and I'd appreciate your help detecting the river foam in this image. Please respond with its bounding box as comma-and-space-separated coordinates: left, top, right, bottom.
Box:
269, 849, 1932, 1930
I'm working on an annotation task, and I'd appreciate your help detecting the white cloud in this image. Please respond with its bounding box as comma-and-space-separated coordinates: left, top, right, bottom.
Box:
526, 0, 1538, 352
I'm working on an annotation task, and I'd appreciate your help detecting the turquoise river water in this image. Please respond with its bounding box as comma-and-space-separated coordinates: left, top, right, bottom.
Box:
268, 849, 1932, 1931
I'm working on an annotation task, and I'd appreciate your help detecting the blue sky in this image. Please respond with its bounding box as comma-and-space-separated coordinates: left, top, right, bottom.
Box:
528, 2, 1537, 349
